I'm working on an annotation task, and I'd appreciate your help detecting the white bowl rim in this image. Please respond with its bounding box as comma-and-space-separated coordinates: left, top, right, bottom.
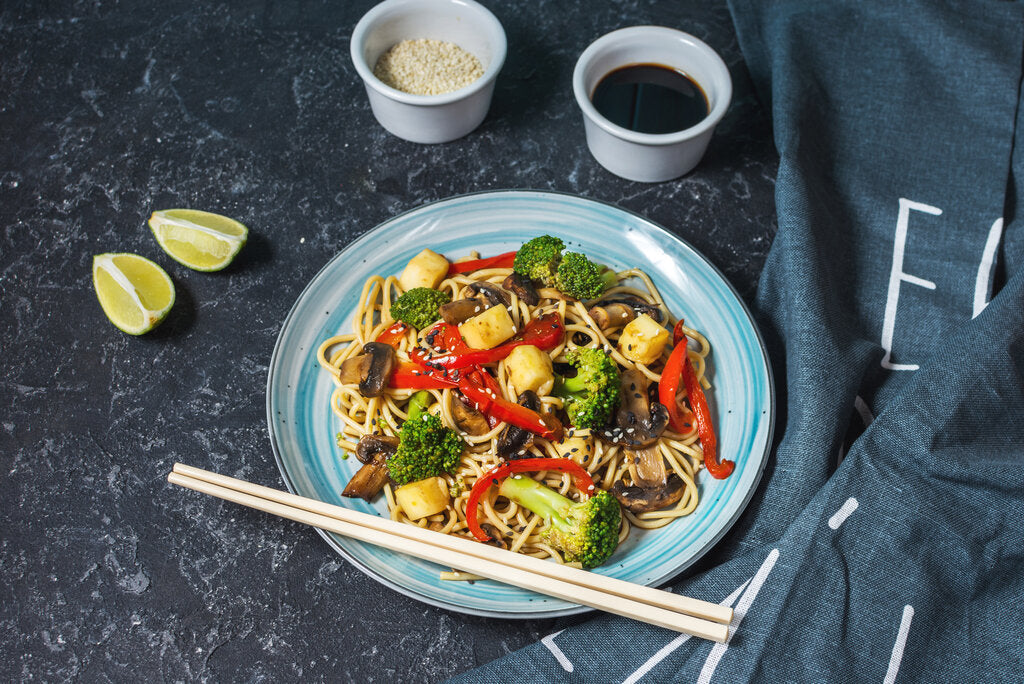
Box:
350, 0, 507, 107
572, 25, 732, 145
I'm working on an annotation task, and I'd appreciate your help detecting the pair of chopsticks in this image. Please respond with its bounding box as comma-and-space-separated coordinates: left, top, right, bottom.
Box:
168, 463, 733, 642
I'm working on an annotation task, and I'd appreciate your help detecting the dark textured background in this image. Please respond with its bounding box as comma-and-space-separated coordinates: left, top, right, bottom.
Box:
0, 0, 776, 680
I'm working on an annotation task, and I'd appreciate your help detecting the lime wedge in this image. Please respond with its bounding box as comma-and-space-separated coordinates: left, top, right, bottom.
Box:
92, 253, 176, 335
148, 209, 248, 272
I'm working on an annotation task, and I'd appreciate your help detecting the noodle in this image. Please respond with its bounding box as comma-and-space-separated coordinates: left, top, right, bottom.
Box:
316, 261, 715, 567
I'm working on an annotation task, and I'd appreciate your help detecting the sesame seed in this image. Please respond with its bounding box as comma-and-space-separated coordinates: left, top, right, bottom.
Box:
373, 39, 484, 96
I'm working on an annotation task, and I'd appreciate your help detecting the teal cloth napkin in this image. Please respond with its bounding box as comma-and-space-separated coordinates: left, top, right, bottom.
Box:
454, 1, 1024, 680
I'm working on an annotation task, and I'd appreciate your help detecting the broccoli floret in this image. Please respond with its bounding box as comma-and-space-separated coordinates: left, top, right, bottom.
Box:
555, 252, 618, 300
386, 391, 463, 486
390, 287, 451, 330
513, 235, 565, 286
406, 388, 432, 419
554, 347, 621, 429
498, 476, 621, 568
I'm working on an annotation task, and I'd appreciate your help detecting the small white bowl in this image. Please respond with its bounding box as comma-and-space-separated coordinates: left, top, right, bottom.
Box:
572, 26, 732, 182
350, 0, 506, 144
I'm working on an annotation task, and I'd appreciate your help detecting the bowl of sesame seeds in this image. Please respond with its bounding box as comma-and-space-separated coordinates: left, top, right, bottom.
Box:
350, 0, 507, 144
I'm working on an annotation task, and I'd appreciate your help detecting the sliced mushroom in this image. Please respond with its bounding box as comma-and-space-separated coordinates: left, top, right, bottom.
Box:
354, 434, 399, 465
587, 302, 637, 330
440, 297, 488, 325
502, 273, 539, 306
630, 445, 667, 488
536, 287, 574, 301
343, 433, 398, 500
610, 474, 686, 513
341, 461, 390, 501
589, 294, 663, 323
604, 374, 678, 512
496, 390, 541, 459
467, 281, 511, 307
337, 342, 395, 398
479, 523, 508, 549
595, 369, 669, 448
451, 395, 490, 436
338, 353, 372, 384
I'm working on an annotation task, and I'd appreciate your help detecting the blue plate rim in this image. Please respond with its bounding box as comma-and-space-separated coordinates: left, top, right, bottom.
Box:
265, 188, 775, 619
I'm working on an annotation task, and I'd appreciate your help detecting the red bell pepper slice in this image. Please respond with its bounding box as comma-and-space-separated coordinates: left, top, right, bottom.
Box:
465, 458, 596, 542
659, 321, 733, 479
447, 251, 517, 275
662, 320, 694, 430
388, 361, 459, 390
474, 367, 503, 397
458, 373, 563, 441
681, 353, 732, 478
390, 358, 560, 438
463, 369, 502, 428
376, 321, 408, 348
412, 313, 564, 370
672, 319, 687, 347
660, 323, 690, 433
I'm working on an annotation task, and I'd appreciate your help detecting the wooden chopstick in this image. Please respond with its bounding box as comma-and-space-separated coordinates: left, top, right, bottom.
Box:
168, 463, 731, 642
171, 463, 732, 625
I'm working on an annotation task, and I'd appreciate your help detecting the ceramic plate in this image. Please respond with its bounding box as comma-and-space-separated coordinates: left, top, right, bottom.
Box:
267, 190, 773, 618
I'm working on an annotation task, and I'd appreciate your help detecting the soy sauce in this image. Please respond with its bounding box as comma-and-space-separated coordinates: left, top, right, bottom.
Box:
591, 63, 708, 134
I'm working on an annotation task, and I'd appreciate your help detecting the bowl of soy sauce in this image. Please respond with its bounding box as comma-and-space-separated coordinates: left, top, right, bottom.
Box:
573, 26, 732, 182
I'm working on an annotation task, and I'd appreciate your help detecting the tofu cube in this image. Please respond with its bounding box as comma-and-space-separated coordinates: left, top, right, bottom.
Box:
618, 313, 670, 365
459, 304, 516, 349
399, 249, 450, 291
395, 477, 450, 520
506, 344, 555, 396
556, 433, 594, 464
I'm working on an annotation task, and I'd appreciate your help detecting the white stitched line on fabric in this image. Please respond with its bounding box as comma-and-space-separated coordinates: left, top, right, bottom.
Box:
695, 548, 780, 684
973, 217, 1004, 318
828, 497, 859, 530
620, 581, 749, 684
883, 605, 915, 684
541, 630, 573, 673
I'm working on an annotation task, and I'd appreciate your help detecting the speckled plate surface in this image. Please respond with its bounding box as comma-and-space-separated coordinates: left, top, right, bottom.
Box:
267, 190, 774, 618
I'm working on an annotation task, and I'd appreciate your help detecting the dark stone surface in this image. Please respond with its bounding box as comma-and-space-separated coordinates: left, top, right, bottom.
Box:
0, 0, 776, 680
